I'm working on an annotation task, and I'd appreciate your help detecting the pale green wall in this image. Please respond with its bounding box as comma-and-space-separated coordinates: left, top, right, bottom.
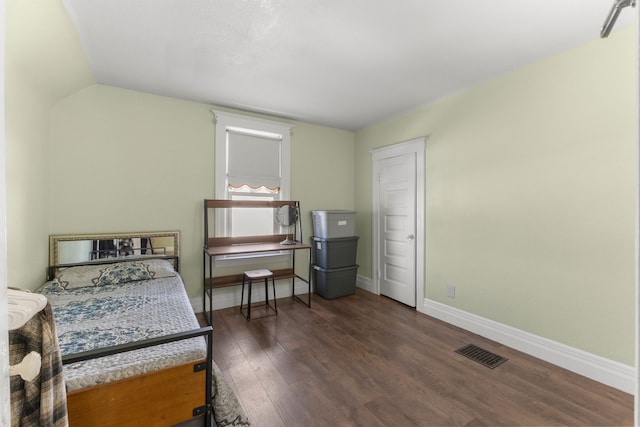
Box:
5, 0, 93, 290
49, 85, 355, 298
354, 26, 637, 365
49, 85, 214, 297
291, 121, 355, 215
6, 0, 354, 297
5, 0, 637, 369
4, 68, 49, 290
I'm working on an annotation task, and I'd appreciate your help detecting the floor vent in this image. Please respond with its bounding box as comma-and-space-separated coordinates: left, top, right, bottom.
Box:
455, 344, 508, 369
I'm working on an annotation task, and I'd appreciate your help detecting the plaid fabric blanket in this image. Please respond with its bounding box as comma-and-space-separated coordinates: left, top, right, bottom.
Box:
10, 303, 68, 427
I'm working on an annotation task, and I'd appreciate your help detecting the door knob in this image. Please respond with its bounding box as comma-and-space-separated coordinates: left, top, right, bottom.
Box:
408, 234, 415, 240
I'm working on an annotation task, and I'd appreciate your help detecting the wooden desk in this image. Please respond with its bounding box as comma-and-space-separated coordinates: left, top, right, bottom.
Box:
202, 199, 312, 325
203, 236, 312, 325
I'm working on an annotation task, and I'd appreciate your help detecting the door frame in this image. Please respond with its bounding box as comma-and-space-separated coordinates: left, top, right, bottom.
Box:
0, 0, 9, 422
371, 137, 426, 312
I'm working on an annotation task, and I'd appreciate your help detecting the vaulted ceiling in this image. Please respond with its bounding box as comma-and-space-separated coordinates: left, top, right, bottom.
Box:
61, 0, 637, 131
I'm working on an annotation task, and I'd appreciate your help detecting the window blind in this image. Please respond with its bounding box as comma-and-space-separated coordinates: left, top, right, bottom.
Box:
226, 130, 282, 190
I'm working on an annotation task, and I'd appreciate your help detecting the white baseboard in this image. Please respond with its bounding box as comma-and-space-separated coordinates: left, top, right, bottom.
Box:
421, 298, 635, 394
191, 276, 633, 394
190, 278, 312, 312
192, 275, 374, 312
356, 274, 374, 293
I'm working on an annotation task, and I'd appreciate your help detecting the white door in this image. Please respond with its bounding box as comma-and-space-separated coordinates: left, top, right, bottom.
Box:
378, 153, 416, 307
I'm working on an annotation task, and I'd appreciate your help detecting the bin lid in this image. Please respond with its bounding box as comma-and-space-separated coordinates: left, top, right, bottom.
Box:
312, 236, 359, 242
311, 210, 356, 214
313, 264, 359, 272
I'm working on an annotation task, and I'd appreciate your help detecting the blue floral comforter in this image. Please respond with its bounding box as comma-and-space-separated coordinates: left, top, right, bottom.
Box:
38, 275, 207, 391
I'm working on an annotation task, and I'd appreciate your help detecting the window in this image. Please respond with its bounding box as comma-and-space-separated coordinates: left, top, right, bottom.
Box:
213, 110, 293, 262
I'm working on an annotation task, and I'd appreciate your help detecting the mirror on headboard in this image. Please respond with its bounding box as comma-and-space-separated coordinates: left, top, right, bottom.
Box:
49, 231, 180, 267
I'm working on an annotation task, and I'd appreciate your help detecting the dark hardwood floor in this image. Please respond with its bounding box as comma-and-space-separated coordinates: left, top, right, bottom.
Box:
204, 289, 633, 426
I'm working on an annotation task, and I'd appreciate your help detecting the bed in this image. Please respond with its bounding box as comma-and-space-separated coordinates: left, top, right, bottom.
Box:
39, 231, 248, 427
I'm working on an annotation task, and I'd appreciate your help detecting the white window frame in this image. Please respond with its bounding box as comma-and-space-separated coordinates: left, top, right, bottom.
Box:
212, 110, 293, 266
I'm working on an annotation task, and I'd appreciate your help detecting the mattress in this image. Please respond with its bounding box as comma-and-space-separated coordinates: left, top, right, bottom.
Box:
39, 273, 207, 391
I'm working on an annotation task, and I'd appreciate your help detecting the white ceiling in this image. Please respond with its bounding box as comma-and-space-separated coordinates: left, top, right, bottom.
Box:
62, 0, 636, 131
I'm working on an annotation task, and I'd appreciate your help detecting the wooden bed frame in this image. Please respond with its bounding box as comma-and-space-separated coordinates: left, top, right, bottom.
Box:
48, 231, 213, 427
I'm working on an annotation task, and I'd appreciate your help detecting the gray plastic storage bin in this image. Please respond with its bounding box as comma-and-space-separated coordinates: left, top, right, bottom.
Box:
311, 210, 356, 238
313, 264, 358, 299
312, 236, 358, 269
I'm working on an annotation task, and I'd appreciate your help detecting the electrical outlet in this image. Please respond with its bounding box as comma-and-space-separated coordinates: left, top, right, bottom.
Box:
447, 284, 455, 299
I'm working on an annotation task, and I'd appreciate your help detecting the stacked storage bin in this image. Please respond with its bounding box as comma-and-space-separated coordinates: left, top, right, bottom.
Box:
311, 210, 358, 299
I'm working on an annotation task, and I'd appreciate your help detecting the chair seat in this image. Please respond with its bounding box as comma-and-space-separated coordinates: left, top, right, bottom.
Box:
241, 269, 277, 320
244, 269, 273, 279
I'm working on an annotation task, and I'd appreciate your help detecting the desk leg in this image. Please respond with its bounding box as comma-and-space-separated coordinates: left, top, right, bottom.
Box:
202, 253, 213, 326
292, 247, 312, 308
203, 251, 212, 325
208, 255, 214, 326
